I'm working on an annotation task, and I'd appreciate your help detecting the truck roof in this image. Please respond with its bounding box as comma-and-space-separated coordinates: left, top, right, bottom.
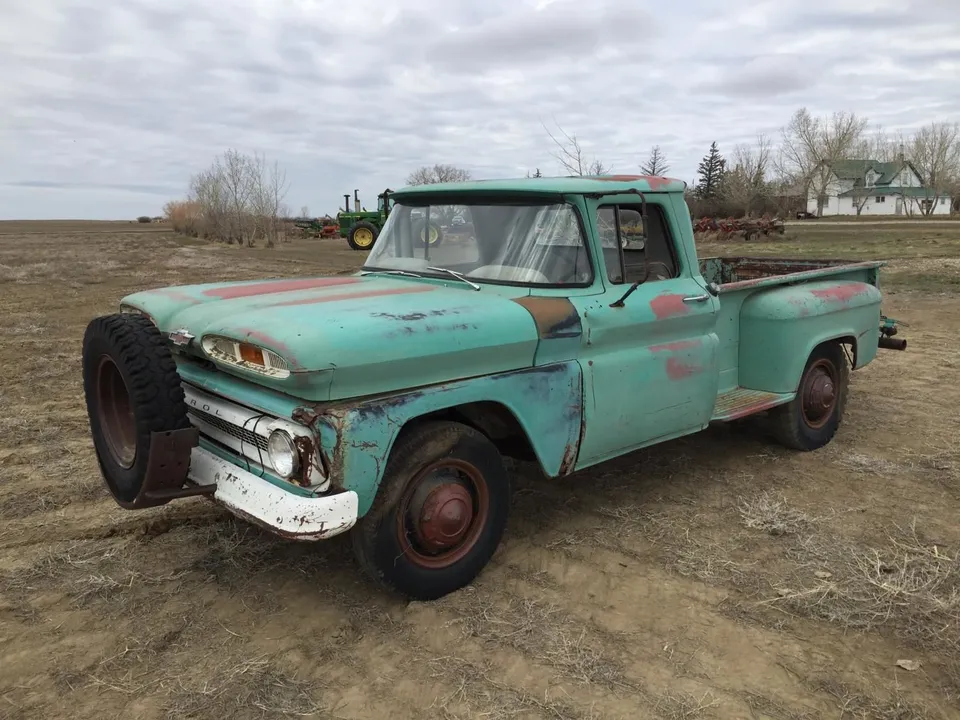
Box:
390, 174, 687, 199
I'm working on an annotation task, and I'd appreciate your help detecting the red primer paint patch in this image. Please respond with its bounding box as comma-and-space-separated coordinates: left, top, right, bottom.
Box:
641, 175, 674, 190
270, 285, 435, 307
649, 339, 702, 353
810, 283, 868, 303
650, 294, 689, 320
666, 358, 702, 380
204, 277, 359, 299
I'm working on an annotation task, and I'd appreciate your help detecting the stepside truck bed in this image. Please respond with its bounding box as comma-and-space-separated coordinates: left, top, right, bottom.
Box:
699, 256, 886, 421
699, 256, 884, 293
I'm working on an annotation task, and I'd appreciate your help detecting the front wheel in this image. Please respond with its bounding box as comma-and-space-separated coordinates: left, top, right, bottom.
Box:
351, 421, 510, 600
767, 342, 849, 451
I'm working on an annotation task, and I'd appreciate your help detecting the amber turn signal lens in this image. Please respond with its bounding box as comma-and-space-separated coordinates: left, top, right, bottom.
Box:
238, 343, 265, 366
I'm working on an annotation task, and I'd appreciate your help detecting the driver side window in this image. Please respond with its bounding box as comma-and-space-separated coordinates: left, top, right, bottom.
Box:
597, 203, 680, 284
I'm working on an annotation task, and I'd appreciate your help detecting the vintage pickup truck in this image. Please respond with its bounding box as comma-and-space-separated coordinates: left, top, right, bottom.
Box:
81, 175, 907, 600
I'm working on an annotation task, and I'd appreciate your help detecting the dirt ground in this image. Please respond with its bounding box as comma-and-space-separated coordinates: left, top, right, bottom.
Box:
1, 220, 958, 720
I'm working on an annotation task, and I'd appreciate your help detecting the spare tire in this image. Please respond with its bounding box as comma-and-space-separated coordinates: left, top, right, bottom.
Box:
82, 313, 196, 509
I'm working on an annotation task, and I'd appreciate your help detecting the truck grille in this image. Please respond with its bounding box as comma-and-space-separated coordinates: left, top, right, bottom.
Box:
189, 407, 268, 452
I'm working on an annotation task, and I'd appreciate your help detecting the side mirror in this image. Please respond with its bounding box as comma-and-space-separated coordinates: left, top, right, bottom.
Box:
706, 281, 720, 296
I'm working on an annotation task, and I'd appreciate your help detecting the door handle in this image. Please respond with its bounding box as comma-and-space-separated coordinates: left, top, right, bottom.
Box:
682, 294, 710, 303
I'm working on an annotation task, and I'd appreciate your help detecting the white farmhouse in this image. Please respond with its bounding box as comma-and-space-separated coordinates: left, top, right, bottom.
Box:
806, 159, 952, 216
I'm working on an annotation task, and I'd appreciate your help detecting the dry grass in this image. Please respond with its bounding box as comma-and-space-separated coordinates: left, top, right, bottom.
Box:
2, 220, 960, 719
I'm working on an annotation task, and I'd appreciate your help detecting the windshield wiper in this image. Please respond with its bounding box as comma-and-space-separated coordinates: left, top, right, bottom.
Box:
360, 269, 423, 278
427, 266, 481, 291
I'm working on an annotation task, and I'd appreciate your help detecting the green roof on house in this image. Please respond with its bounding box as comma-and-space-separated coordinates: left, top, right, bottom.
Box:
830, 159, 904, 186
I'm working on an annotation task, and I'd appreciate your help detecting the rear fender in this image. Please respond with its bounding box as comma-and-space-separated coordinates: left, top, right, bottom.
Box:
738, 280, 882, 393
309, 362, 584, 516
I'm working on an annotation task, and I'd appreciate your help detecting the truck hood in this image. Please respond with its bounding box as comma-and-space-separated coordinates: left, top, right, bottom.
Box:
122, 275, 542, 401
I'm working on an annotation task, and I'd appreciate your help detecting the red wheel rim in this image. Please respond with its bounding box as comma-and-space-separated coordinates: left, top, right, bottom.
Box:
96, 355, 137, 468
396, 458, 490, 569
800, 358, 838, 429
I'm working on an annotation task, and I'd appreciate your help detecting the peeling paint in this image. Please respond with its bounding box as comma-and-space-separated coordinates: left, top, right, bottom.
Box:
810, 283, 870, 303
511, 296, 582, 339
203, 277, 360, 299
649, 293, 690, 320
665, 358, 703, 380
270, 285, 435, 307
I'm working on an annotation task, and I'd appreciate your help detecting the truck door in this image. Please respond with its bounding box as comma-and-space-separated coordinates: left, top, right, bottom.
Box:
571, 199, 721, 467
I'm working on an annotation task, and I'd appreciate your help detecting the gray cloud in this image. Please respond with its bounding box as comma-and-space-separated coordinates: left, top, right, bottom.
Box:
1, 0, 958, 219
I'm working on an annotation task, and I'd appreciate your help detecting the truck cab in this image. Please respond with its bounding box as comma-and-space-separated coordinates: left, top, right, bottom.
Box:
80, 175, 905, 600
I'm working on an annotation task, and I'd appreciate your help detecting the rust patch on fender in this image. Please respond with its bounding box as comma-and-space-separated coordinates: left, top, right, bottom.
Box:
810, 283, 869, 303
650, 294, 690, 320
270, 285, 435, 307
204, 277, 360, 299
512, 296, 582, 339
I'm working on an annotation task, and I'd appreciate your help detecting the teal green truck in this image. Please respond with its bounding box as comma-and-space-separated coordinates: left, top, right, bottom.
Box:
80, 175, 908, 600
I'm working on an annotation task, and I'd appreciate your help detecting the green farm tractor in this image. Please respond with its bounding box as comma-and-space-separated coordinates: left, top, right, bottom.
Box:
338, 188, 444, 251
337, 189, 390, 251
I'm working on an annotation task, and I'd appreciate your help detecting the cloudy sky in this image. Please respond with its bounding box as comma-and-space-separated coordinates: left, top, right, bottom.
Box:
1, 0, 958, 220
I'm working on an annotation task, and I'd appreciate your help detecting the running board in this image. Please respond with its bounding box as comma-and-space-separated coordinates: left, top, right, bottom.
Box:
712, 388, 794, 422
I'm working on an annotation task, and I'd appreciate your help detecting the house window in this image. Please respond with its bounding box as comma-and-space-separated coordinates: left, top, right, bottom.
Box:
822, 197, 829, 207
875, 196, 885, 203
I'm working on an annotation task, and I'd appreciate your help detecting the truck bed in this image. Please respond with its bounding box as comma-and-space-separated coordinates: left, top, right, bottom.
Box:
699, 256, 884, 293
699, 256, 886, 420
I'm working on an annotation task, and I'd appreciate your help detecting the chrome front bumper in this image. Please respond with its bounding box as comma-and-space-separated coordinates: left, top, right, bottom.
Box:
189, 446, 358, 540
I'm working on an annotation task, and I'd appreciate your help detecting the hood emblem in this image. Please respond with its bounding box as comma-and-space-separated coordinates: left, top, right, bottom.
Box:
168, 328, 195, 346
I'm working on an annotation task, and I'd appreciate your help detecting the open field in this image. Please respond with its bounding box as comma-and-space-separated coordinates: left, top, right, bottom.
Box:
1, 220, 959, 719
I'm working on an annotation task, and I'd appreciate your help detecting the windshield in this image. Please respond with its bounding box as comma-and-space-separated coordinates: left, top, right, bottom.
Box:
362, 200, 593, 286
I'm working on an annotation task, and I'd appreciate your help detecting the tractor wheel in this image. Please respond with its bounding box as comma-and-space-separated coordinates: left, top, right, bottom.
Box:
351, 420, 510, 600
414, 220, 444, 248
767, 342, 849, 451
348, 221, 379, 251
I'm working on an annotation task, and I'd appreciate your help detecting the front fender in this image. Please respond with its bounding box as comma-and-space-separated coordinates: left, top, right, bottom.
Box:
738, 280, 882, 393
311, 362, 584, 516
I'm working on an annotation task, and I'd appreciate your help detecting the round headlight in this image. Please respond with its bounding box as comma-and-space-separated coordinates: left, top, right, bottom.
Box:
267, 429, 300, 478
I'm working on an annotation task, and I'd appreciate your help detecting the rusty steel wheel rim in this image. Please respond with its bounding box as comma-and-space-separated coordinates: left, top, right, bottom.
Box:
800, 358, 838, 429
96, 355, 137, 468
396, 458, 490, 569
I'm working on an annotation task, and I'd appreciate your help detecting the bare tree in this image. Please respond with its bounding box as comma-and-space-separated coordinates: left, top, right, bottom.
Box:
543, 121, 609, 176
406, 164, 472, 186
908, 121, 960, 216
171, 149, 290, 246
775, 108, 868, 217
300, 205, 310, 219
723, 134, 773, 215
640, 145, 670, 176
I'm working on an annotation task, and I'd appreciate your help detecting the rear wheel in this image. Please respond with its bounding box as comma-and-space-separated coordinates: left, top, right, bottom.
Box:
767, 342, 849, 451
351, 421, 510, 600
347, 221, 379, 251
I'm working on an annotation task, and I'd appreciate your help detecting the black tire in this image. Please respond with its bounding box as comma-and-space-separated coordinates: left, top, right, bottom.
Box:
82, 313, 191, 506
347, 221, 379, 251
351, 420, 510, 600
768, 342, 849, 451
414, 219, 444, 248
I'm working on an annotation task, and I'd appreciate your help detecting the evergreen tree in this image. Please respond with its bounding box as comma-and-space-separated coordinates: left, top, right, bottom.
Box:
640, 145, 669, 176
696, 142, 726, 198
